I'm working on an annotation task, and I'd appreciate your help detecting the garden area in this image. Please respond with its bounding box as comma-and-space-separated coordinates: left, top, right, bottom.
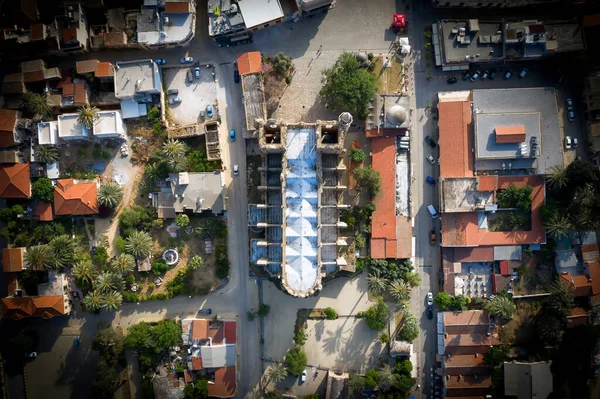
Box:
488, 184, 533, 232
261, 52, 294, 118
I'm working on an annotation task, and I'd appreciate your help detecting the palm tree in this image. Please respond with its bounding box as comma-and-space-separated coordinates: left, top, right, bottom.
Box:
188, 255, 204, 270
111, 254, 135, 276
125, 230, 153, 259
263, 362, 287, 387
548, 280, 574, 318
388, 280, 410, 302
573, 183, 596, 208
72, 261, 97, 289
404, 271, 421, 288
544, 213, 572, 238
83, 289, 103, 313
378, 364, 394, 391
98, 182, 124, 208
195, 218, 220, 238
367, 270, 387, 296
485, 295, 515, 322
546, 165, 569, 191
145, 163, 160, 186
49, 235, 76, 269
21, 92, 53, 121
167, 152, 188, 172
101, 291, 123, 311
24, 244, 55, 270
77, 104, 99, 130
162, 139, 187, 158
36, 146, 59, 163
95, 271, 124, 293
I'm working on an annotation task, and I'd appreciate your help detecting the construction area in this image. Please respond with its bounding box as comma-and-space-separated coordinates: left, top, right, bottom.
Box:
248, 114, 354, 297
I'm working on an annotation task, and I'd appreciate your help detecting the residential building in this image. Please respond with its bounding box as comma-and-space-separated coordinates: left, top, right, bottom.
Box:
503, 361, 553, 399
76, 59, 100, 75
137, 0, 196, 48
237, 52, 266, 136
0, 151, 23, 164
57, 113, 89, 141
95, 62, 115, 82
0, 110, 24, 147
152, 172, 226, 218
247, 116, 351, 297
0, 163, 31, 198
437, 310, 498, 398
114, 59, 162, 119
180, 319, 237, 398
61, 82, 90, 106
2, 248, 25, 273
37, 121, 59, 146
94, 111, 127, 138
432, 19, 585, 70
53, 178, 99, 216
90, 8, 131, 50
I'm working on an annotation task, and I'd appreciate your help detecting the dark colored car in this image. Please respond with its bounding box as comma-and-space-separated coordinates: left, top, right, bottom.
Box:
166, 89, 178, 96
489, 68, 496, 80
481, 70, 489, 80
426, 176, 436, 185
503, 70, 513, 80
427, 306, 433, 319
447, 77, 458, 84
425, 135, 437, 148
197, 309, 212, 315
74, 336, 80, 348
462, 71, 471, 81
234, 69, 240, 84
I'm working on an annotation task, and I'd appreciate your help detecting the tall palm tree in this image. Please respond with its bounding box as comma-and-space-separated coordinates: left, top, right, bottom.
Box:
83, 289, 103, 313
162, 139, 187, 158
367, 270, 387, 296
95, 271, 124, 294
388, 280, 410, 302
36, 146, 59, 163
72, 261, 97, 289
21, 92, 53, 121
24, 244, 55, 270
125, 231, 153, 259
167, 152, 188, 172
485, 295, 515, 322
544, 213, 572, 238
77, 104, 99, 130
548, 280, 574, 318
111, 254, 135, 276
263, 362, 287, 387
404, 271, 421, 288
98, 182, 124, 208
378, 364, 395, 391
101, 291, 123, 311
573, 183, 596, 208
145, 163, 160, 186
195, 218, 219, 238
546, 165, 568, 191
49, 235, 76, 269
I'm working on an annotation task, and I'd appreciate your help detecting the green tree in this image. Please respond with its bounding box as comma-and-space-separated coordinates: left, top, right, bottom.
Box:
388, 280, 410, 302
257, 303, 271, 317
151, 259, 169, 275
285, 348, 307, 376
188, 255, 204, 270
379, 332, 389, 344
111, 254, 135, 276
98, 182, 123, 208
433, 291, 452, 309
544, 213, 572, 238
378, 364, 394, 391
73, 260, 97, 289
393, 374, 416, 396
96, 271, 124, 293
21, 92, 53, 120
365, 300, 388, 331
162, 139, 187, 158
175, 214, 190, 228
348, 373, 366, 394
394, 360, 412, 376
125, 230, 153, 259
124, 322, 153, 350
184, 379, 208, 399
403, 271, 421, 288
497, 184, 533, 211
100, 290, 123, 311
24, 244, 55, 270
324, 307, 338, 320
485, 295, 516, 323
32, 177, 55, 202
36, 146, 59, 163
151, 320, 181, 349
364, 369, 380, 389
93, 246, 109, 267
367, 270, 387, 296
195, 218, 220, 238
264, 362, 288, 386
77, 104, 100, 130
320, 52, 377, 119
354, 167, 381, 197
83, 289, 104, 313
349, 147, 366, 163
483, 346, 509, 367
547, 280, 574, 318
272, 52, 292, 74
294, 329, 307, 345
49, 234, 76, 268
398, 312, 419, 341
546, 165, 569, 191
449, 295, 468, 311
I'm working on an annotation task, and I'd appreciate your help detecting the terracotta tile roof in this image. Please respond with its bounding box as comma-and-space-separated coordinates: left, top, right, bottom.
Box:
33, 202, 53, 221
76, 59, 99, 74
492, 274, 511, 293
237, 52, 262, 75
224, 321, 236, 344
95, 62, 114, 78
31, 23, 44, 41
74, 82, 88, 104
53, 178, 98, 216
365, 128, 408, 138
2, 248, 24, 272
183, 370, 192, 383
442, 175, 545, 247
191, 357, 203, 370
0, 163, 30, 198
444, 310, 489, 327
0, 109, 18, 147
208, 366, 236, 398
560, 272, 592, 297
7, 272, 17, 293
23, 71, 45, 83
208, 323, 224, 345
165, 2, 190, 12
444, 353, 486, 368
438, 100, 474, 178
477, 175, 498, 192
62, 83, 75, 96
452, 247, 494, 262
500, 260, 509, 275
1, 296, 65, 320
370, 239, 385, 259
495, 125, 526, 143
589, 262, 600, 295
446, 374, 492, 389
192, 319, 209, 341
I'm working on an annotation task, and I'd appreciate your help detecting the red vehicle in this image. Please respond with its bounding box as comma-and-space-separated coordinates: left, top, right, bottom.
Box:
392, 14, 407, 33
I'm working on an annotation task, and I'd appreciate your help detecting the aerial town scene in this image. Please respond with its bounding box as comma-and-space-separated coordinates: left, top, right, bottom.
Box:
1, 0, 600, 398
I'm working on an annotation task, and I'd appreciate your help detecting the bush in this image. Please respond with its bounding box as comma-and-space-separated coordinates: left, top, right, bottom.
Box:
285, 75, 292, 84
397, 312, 419, 341
273, 52, 292, 74
175, 214, 189, 228
247, 311, 256, 321
32, 177, 55, 202
395, 360, 413, 376
354, 167, 381, 197
364, 369, 379, 389
102, 151, 111, 160
215, 242, 230, 279
285, 348, 307, 376
123, 292, 140, 303
114, 236, 126, 254
379, 333, 389, 344
324, 307, 338, 320
349, 148, 366, 163
93, 246, 109, 267
119, 206, 156, 235
365, 300, 388, 331
257, 303, 271, 317
354, 234, 365, 249
294, 329, 307, 345
151, 259, 169, 275
356, 311, 365, 318
304, 395, 320, 399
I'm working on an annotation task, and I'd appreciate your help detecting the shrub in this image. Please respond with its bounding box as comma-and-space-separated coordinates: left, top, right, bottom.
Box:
272, 52, 292, 74
93, 246, 109, 267
324, 307, 338, 320
257, 303, 271, 317
305, 395, 320, 399
285, 75, 292, 84
215, 242, 230, 279
395, 360, 413, 376
175, 214, 189, 228
379, 333, 389, 344
247, 311, 256, 321
294, 329, 307, 345
102, 151, 111, 160
115, 236, 126, 254
354, 167, 381, 197
151, 259, 169, 275
364, 369, 379, 389
32, 177, 54, 202
354, 234, 365, 249
349, 148, 366, 163
367, 52, 374, 61
285, 348, 307, 376
397, 312, 419, 341
123, 292, 140, 303
356, 311, 365, 318
365, 300, 388, 331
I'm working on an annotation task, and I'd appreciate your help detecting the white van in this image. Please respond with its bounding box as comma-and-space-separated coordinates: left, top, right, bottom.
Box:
428, 205, 438, 219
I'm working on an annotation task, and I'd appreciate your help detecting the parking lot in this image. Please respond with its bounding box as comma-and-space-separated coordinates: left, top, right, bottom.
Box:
163, 65, 218, 125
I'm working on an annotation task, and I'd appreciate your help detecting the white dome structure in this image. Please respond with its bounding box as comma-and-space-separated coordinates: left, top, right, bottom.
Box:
387, 105, 408, 126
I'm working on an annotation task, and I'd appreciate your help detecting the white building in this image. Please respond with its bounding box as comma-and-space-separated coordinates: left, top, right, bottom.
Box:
94, 111, 127, 138
37, 121, 59, 145
57, 114, 89, 141
114, 59, 162, 119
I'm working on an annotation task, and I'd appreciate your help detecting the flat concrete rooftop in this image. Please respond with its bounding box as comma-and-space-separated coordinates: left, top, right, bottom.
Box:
475, 112, 540, 159
442, 20, 503, 63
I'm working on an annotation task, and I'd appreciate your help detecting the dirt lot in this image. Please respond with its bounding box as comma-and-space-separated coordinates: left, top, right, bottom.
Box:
162, 66, 218, 125
373, 56, 405, 94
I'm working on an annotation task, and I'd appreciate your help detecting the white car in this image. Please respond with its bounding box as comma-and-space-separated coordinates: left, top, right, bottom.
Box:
426, 154, 436, 165
566, 98, 573, 111
427, 292, 434, 306
565, 136, 572, 150
180, 57, 193, 63
233, 165, 239, 176
169, 97, 182, 105
301, 370, 307, 382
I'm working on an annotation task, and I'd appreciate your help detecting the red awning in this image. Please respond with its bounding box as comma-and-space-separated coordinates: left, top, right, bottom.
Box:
393, 14, 406, 28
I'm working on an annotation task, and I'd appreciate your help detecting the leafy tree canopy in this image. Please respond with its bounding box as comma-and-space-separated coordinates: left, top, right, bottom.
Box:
32, 177, 54, 202
365, 300, 388, 331
285, 348, 307, 376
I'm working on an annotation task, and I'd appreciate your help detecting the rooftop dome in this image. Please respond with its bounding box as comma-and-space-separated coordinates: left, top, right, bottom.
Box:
387, 105, 407, 126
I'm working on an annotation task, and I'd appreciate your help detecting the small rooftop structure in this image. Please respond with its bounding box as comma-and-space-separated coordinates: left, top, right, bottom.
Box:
237, 51, 262, 75
241, 73, 267, 132
2, 248, 25, 272
236, 0, 284, 29
94, 111, 126, 138
76, 59, 99, 74
114, 59, 162, 99
157, 172, 226, 215
57, 114, 89, 140
0, 163, 31, 198
37, 121, 58, 145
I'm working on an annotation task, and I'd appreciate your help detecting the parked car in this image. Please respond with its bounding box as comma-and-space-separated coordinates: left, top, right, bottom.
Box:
489, 68, 496, 80
233, 164, 239, 176
462, 71, 471, 81
120, 144, 129, 157
197, 309, 212, 315
573, 138, 578, 148
26, 352, 37, 358
155, 59, 166, 65
428, 204, 438, 219
180, 56, 193, 63
186, 70, 193, 82
425, 135, 437, 148
426, 176, 436, 186
568, 111, 575, 122
193, 67, 201, 79
427, 306, 433, 319
518, 68, 528, 78
230, 129, 236, 142
430, 229, 436, 245
166, 89, 178, 96
566, 98, 574, 111
470, 70, 480, 81
426, 154, 436, 164
74, 336, 80, 348
447, 76, 458, 84
206, 105, 214, 118
565, 136, 572, 149
503, 70, 513, 80
169, 97, 182, 105
234, 69, 240, 84
301, 370, 307, 382
427, 292, 434, 306
481, 70, 489, 80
